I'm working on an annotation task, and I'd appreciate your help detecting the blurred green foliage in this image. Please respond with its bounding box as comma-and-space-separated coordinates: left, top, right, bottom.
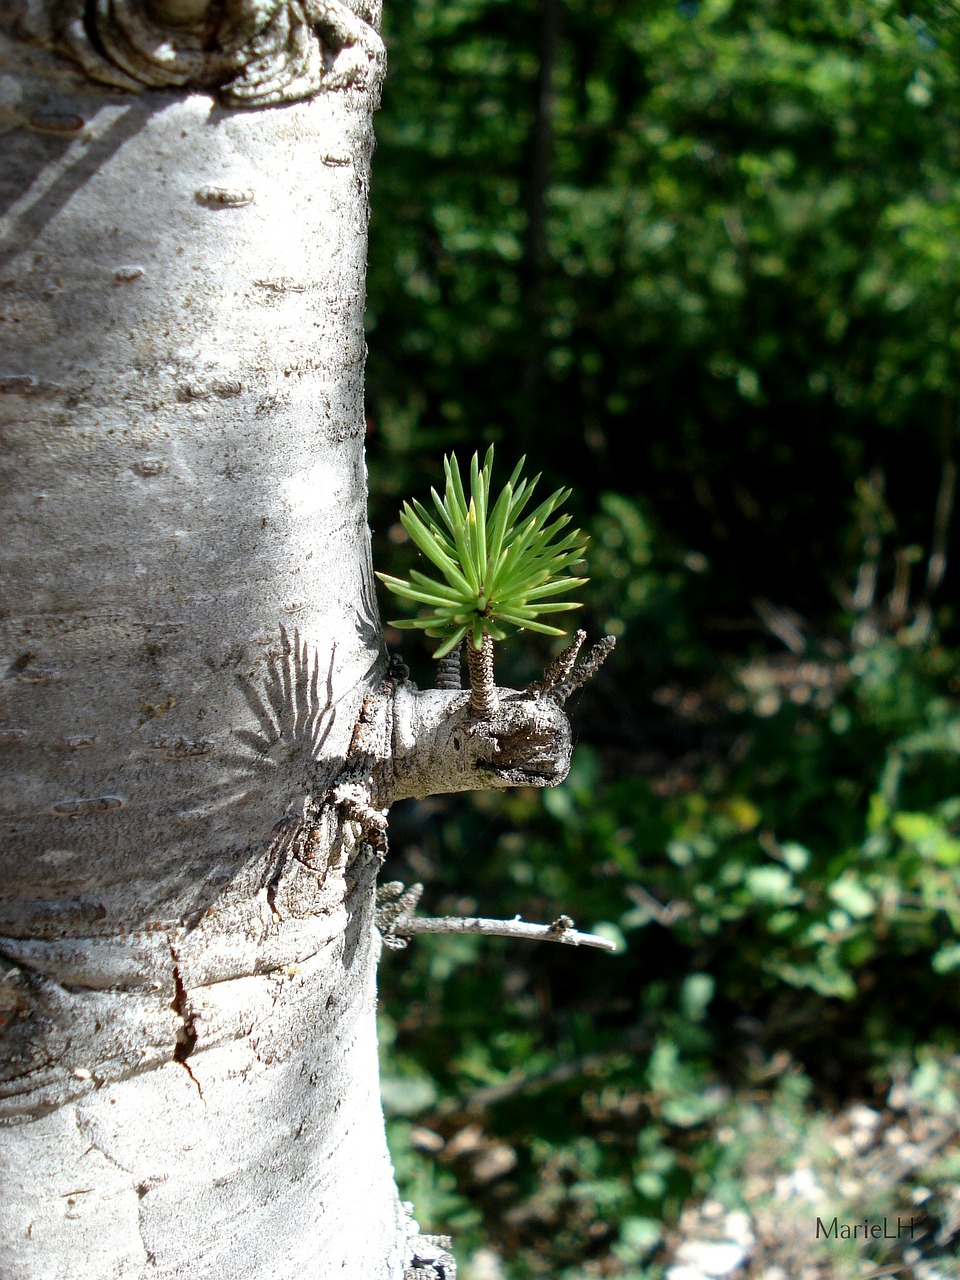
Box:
365, 0, 960, 1274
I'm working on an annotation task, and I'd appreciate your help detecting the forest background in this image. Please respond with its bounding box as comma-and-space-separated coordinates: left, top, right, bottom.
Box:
362, 1, 960, 1276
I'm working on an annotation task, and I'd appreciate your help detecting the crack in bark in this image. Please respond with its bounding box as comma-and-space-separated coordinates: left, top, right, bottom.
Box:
167, 938, 203, 1100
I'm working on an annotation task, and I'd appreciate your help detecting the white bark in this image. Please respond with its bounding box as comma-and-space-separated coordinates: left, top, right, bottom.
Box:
0, 14, 613, 1276
0, 8, 409, 1276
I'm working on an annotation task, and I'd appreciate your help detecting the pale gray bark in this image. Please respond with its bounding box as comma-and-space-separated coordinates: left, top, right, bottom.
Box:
0, 10, 614, 1277
0, 6, 410, 1276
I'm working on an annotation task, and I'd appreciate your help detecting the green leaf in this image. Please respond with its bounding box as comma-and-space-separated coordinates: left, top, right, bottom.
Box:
406, 569, 470, 602
745, 865, 798, 906
443, 452, 469, 524
520, 577, 590, 602
485, 481, 515, 582
432, 626, 471, 658
379, 582, 467, 609
492, 614, 568, 635
828, 874, 876, 919
399, 507, 474, 596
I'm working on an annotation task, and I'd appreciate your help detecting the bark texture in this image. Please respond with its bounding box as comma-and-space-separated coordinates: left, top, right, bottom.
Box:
0, 8, 408, 1276
0, 12, 614, 1277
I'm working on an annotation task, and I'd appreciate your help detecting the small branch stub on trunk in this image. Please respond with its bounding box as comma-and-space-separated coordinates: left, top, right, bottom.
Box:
331, 625, 615, 811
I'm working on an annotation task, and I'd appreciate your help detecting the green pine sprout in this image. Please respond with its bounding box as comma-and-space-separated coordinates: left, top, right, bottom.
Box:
377, 446, 589, 659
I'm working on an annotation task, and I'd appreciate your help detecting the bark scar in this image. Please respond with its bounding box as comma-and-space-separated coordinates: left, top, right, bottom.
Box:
57, 0, 386, 107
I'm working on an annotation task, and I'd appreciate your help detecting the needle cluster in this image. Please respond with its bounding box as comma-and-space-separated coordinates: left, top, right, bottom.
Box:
377, 447, 588, 658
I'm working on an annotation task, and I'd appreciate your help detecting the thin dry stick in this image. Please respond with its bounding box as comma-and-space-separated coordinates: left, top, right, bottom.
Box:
534, 629, 586, 696
391, 912, 616, 952
889, 545, 912, 629
925, 457, 956, 597
553, 633, 616, 702
852, 466, 885, 617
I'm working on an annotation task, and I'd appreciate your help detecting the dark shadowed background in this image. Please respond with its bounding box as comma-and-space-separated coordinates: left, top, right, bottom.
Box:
364, 2, 960, 1276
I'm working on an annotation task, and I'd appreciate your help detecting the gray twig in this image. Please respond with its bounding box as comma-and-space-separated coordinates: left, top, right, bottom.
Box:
531, 630, 616, 704
380, 900, 616, 952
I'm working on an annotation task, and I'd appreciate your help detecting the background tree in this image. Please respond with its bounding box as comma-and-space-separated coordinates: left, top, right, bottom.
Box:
366, 2, 960, 1276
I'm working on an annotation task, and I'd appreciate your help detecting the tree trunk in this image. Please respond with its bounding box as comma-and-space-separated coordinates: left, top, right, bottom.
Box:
0, 5, 410, 1275
0, 9, 611, 1276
